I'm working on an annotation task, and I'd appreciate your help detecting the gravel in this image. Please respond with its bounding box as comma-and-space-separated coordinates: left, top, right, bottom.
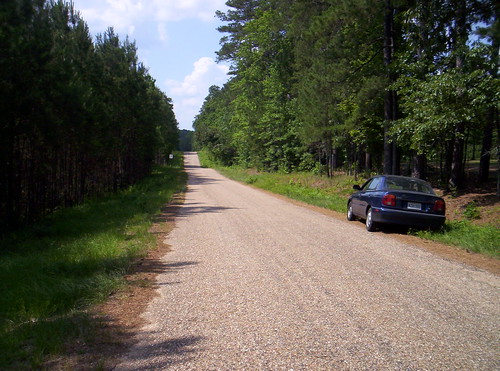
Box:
116, 152, 500, 370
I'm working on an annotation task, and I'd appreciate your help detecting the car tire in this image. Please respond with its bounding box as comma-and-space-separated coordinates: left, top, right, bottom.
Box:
365, 208, 377, 232
347, 202, 355, 221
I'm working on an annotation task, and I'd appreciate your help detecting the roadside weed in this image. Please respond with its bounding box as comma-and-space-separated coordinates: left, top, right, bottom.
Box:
0, 156, 187, 369
415, 221, 499, 258
463, 202, 481, 220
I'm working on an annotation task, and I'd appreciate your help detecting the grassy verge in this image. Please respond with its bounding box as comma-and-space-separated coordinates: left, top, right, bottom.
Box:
0, 155, 187, 369
198, 150, 357, 213
413, 221, 499, 257
199, 151, 499, 259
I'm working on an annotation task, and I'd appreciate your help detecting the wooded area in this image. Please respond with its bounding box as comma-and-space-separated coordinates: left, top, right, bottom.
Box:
194, 0, 498, 190
0, 0, 179, 233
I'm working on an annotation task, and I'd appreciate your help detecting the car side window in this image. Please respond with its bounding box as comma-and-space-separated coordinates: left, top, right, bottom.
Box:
361, 179, 373, 190
366, 177, 381, 191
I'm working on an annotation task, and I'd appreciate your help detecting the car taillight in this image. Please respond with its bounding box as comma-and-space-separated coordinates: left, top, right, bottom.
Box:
433, 199, 445, 213
382, 194, 396, 207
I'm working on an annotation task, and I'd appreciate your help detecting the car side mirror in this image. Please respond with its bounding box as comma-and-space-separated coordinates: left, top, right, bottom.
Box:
353, 185, 361, 191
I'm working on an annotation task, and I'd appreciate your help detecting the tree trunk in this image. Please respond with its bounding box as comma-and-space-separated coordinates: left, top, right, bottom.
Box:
392, 141, 400, 175
443, 139, 454, 187
332, 148, 339, 173
383, 124, 393, 174
365, 152, 372, 172
479, 12, 499, 183
412, 151, 427, 180
450, 122, 465, 189
448, 0, 467, 189
383, 0, 398, 174
324, 135, 333, 177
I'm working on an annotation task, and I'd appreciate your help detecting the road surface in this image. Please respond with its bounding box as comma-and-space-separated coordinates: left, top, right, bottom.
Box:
117, 152, 499, 370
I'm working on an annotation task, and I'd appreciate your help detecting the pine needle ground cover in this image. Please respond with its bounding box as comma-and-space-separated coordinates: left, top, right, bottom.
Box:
0, 156, 187, 369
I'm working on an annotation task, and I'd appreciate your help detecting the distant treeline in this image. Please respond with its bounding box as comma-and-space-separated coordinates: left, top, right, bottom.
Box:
179, 130, 194, 152
0, 0, 179, 232
194, 0, 498, 189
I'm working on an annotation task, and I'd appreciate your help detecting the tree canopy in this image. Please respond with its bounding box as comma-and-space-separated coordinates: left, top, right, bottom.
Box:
0, 0, 179, 232
194, 0, 498, 188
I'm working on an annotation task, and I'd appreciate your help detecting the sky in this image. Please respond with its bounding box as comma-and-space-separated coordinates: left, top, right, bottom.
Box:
71, 0, 231, 131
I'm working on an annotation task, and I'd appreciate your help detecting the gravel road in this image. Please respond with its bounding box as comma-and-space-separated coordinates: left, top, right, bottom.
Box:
117, 152, 499, 370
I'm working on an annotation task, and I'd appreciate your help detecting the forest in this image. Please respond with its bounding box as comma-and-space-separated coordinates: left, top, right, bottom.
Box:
194, 0, 498, 190
0, 0, 179, 233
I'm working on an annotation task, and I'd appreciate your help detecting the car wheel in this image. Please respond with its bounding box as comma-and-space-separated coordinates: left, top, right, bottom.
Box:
347, 202, 355, 221
365, 208, 377, 232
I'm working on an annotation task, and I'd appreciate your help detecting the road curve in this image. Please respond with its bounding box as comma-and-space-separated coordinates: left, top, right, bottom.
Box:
117, 152, 499, 370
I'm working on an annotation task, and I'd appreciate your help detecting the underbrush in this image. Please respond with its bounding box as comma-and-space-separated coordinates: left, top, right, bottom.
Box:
0, 155, 187, 369
200, 156, 499, 259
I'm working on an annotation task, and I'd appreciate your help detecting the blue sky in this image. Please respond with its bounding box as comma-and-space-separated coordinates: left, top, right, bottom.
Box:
72, 0, 231, 130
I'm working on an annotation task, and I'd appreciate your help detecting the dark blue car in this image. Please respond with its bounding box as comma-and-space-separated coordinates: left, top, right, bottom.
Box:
347, 175, 446, 231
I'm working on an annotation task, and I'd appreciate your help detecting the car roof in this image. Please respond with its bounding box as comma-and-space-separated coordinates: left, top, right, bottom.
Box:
374, 175, 429, 183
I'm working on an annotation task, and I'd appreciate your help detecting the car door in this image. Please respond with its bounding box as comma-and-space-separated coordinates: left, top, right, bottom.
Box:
357, 177, 382, 217
352, 178, 371, 216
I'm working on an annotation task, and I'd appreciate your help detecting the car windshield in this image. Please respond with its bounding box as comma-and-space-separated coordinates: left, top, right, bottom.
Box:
384, 177, 435, 195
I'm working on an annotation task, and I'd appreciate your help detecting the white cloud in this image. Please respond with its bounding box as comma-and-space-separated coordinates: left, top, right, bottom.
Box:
77, 0, 226, 36
151, 0, 226, 22
165, 57, 229, 129
166, 57, 229, 99
157, 23, 168, 42
77, 0, 141, 34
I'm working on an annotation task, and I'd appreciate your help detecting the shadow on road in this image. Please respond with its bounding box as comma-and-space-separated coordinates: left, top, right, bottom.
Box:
178, 203, 239, 216
187, 172, 221, 186
189, 175, 220, 186
124, 335, 206, 369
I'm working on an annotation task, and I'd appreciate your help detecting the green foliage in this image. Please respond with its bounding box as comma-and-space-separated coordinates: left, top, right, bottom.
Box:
196, 0, 497, 186
392, 65, 498, 155
291, 0, 385, 161
245, 175, 259, 184
215, 166, 355, 214
0, 156, 187, 368
178, 130, 194, 151
194, 85, 237, 165
0, 0, 179, 233
463, 202, 481, 221
415, 221, 499, 258
198, 2, 302, 172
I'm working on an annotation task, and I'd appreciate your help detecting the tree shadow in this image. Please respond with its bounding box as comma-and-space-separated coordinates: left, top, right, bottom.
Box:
178, 203, 239, 216
465, 193, 499, 208
38, 257, 202, 370
183, 164, 201, 169
121, 335, 206, 369
129, 260, 200, 277
188, 173, 220, 186
378, 224, 412, 235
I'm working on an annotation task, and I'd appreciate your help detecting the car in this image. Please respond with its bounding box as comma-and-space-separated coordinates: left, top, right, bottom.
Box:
347, 175, 446, 232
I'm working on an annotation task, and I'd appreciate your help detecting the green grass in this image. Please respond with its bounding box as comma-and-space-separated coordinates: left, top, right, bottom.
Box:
205, 163, 359, 215
200, 153, 499, 259
414, 221, 500, 258
0, 155, 187, 369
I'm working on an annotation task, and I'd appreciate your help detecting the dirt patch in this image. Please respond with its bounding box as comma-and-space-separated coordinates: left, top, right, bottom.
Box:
44, 193, 184, 371
435, 167, 499, 227
441, 188, 499, 228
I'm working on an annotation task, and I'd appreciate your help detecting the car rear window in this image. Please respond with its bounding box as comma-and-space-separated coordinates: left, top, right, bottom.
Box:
384, 177, 435, 195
